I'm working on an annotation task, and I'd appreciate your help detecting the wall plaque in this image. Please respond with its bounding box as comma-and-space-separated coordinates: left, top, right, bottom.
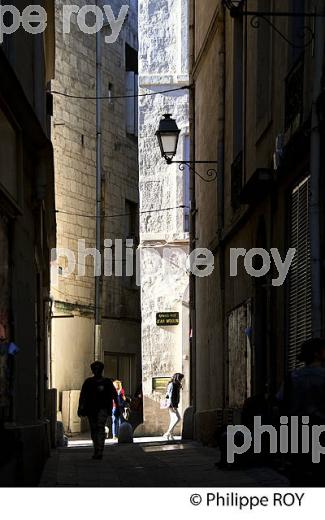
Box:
156, 312, 180, 326
152, 377, 170, 392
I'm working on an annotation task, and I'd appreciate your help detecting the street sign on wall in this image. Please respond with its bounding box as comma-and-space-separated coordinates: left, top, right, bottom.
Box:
152, 377, 170, 392
156, 312, 180, 326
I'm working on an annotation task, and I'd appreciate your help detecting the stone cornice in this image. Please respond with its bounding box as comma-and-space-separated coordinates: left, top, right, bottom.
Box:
139, 74, 190, 88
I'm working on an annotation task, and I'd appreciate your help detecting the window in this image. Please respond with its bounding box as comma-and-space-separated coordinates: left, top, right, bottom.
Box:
108, 82, 114, 105
113, 200, 138, 282
125, 44, 138, 136
124, 200, 138, 286
125, 199, 138, 240
125, 44, 138, 74
287, 176, 312, 370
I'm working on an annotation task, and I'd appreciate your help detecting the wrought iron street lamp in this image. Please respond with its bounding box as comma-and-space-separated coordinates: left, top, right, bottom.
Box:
156, 114, 181, 163
156, 114, 218, 182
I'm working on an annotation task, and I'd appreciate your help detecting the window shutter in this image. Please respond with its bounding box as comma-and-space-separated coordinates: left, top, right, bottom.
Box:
228, 301, 252, 407
126, 71, 135, 134
287, 176, 312, 370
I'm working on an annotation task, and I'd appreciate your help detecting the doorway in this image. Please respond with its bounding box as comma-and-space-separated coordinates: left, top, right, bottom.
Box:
104, 352, 135, 396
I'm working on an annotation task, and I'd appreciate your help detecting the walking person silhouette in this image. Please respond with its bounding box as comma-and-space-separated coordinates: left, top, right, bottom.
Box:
78, 361, 120, 460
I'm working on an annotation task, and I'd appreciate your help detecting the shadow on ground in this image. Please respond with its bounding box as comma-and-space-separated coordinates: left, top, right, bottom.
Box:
39, 438, 289, 487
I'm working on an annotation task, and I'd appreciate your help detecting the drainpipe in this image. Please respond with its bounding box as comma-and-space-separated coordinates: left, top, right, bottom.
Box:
94, 3, 103, 361
188, 0, 197, 429
48, 297, 53, 389
217, 4, 225, 234
310, 9, 325, 338
216, 2, 226, 408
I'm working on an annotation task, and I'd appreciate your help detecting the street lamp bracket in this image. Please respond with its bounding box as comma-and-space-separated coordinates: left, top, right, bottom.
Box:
222, 0, 325, 49
156, 114, 218, 182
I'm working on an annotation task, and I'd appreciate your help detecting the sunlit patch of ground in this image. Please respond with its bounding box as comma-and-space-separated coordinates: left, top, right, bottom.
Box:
67, 435, 182, 448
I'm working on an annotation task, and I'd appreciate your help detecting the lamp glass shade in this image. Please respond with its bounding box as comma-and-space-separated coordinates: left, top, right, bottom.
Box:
156, 114, 181, 160
159, 133, 179, 159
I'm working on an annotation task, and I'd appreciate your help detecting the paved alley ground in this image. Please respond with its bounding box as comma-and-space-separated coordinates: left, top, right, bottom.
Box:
39, 438, 289, 487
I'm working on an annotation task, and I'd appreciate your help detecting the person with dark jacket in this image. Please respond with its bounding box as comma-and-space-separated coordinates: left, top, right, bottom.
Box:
78, 361, 119, 460
278, 338, 325, 422
164, 373, 184, 440
277, 338, 325, 485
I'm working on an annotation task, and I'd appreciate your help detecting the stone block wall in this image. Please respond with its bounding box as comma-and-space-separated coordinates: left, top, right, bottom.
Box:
139, 0, 190, 435
51, 0, 141, 406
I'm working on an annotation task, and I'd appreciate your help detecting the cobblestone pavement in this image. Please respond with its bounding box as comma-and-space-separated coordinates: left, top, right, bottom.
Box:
39, 438, 289, 487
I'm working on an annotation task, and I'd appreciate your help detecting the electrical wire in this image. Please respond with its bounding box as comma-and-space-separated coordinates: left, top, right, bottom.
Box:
51, 286, 94, 306
49, 85, 192, 101
55, 205, 189, 219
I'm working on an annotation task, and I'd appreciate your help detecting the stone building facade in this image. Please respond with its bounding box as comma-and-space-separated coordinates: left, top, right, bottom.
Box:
138, 0, 190, 435
189, 0, 325, 443
51, 0, 141, 429
0, 0, 56, 484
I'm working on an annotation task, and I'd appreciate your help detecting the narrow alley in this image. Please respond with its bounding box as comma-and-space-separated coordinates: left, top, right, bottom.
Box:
40, 439, 288, 488
1, 2, 325, 509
